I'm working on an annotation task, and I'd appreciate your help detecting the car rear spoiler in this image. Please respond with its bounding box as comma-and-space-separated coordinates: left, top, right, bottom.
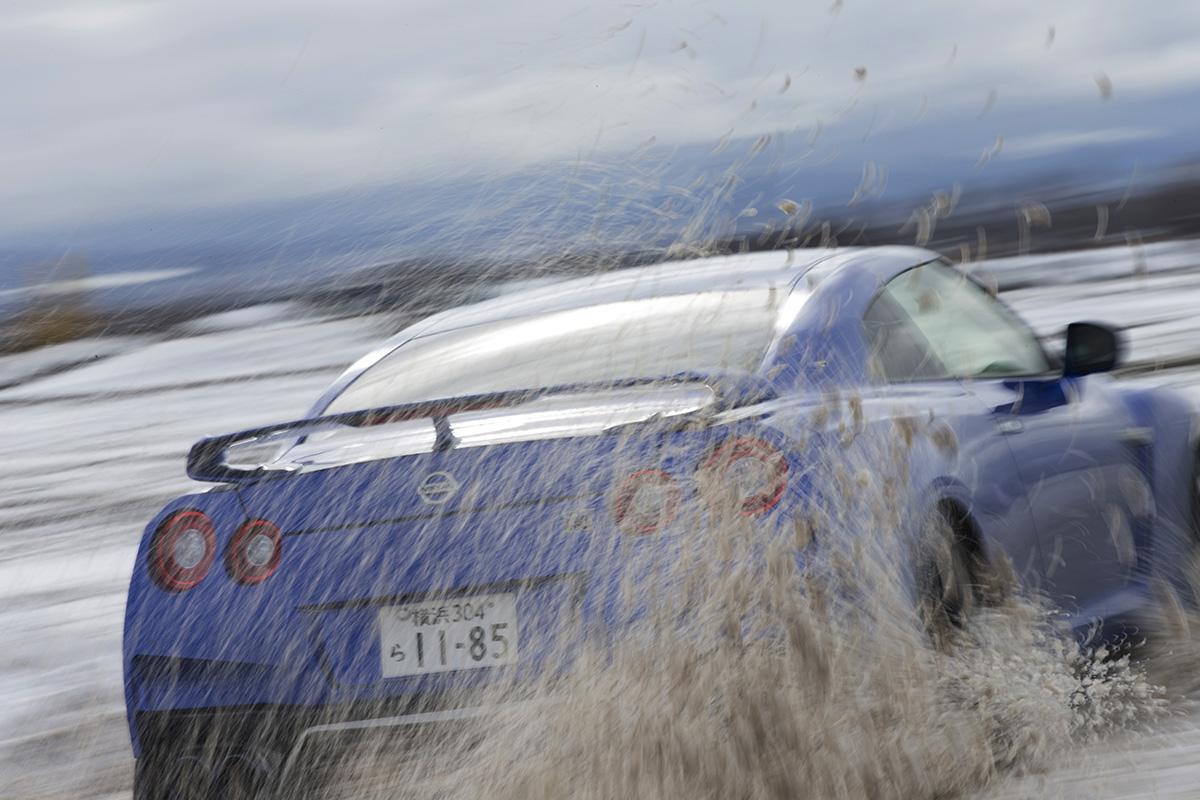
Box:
186, 372, 777, 484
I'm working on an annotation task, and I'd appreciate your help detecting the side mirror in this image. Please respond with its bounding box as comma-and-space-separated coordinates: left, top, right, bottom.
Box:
1063, 322, 1122, 377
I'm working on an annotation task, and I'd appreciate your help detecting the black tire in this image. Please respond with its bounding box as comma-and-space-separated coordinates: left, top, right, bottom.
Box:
916, 508, 980, 648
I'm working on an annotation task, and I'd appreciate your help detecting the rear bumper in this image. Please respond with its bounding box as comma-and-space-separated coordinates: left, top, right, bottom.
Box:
124, 576, 584, 758
134, 694, 523, 797
133, 680, 494, 750
278, 703, 495, 790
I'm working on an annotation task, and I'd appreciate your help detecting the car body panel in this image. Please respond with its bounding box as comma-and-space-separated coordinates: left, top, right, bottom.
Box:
972, 375, 1144, 615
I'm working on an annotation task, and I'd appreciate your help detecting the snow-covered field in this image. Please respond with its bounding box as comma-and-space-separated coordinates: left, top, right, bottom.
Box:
3, 241, 1200, 799
0, 305, 391, 799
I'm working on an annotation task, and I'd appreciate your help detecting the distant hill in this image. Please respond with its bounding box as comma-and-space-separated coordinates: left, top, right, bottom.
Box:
3, 85, 1199, 323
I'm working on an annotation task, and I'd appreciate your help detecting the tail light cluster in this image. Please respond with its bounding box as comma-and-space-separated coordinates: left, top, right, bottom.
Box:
149, 511, 282, 592
149, 510, 217, 592
225, 519, 283, 586
612, 436, 789, 535
702, 437, 789, 517
151, 435, 785, 589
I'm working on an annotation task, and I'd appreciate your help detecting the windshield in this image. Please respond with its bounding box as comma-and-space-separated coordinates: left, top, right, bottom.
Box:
326, 288, 786, 413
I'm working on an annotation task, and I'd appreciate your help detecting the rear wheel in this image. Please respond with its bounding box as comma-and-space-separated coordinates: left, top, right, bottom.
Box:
916, 507, 985, 648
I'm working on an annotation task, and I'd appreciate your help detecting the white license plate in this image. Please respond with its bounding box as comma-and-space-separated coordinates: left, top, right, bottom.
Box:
379, 593, 519, 678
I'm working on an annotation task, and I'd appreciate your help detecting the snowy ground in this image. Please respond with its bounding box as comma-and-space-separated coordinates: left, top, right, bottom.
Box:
0, 304, 391, 800
2, 241, 1200, 798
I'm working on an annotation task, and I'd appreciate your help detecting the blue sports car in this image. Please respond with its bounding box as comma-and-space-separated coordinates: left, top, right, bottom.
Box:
123, 246, 1199, 798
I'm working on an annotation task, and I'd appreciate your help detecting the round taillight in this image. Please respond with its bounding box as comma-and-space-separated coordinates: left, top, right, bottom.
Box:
612, 469, 682, 535
149, 510, 217, 592
702, 437, 788, 516
226, 519, 283, 586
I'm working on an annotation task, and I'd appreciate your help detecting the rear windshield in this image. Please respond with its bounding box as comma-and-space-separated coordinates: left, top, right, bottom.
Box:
326, 289, 784, 413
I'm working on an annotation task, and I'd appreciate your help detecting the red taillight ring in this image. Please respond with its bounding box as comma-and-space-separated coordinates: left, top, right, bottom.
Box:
612, 469, 682, 535
226, 519, 283, 586
702, 437, 789, 516
149, 510, 217, 592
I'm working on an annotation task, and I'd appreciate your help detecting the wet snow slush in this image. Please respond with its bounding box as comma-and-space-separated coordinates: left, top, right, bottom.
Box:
4, 241, 1200, 799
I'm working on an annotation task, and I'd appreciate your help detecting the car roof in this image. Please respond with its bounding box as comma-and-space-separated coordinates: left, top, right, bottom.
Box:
415, 245, 942, 337
410, 248, 841, 337
311, 245, 940, 413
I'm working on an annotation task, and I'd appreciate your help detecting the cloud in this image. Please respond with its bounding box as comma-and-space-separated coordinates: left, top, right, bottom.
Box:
1, 0, 1198, 235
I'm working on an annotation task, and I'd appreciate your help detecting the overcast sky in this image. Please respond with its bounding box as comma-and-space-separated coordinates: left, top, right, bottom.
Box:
3, 0, 1199, 237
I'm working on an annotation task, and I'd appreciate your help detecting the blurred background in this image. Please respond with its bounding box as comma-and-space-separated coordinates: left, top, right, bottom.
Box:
5, 0, 1200, 337
4, 1, 1200, 798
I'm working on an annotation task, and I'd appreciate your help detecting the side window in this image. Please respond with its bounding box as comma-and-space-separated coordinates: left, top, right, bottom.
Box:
863, 292, 948, 381
880, 262, 1049, 379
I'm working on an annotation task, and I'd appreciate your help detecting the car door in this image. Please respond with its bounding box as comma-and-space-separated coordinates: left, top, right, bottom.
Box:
861, 287, 1045, 586
884, 263, 1142, 620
